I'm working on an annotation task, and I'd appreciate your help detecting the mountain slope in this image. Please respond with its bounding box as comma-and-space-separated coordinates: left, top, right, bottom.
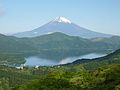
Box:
29, 32, 94, 50
1, 32, 120, 63
1, 32, 120, 53
12, 48, 120, 90
1, 32, 120, 60
71, 49, 120, 70
1, 45, 120, 90
91, 36, 120, 50
13, 64, 120, 90
0, 34, 35, 53
13, 17, 112, 38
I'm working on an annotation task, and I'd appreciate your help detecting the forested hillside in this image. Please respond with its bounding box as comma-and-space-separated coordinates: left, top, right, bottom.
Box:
0, 49, 119, 90
1, 32, 120, 65
13, 65, 120, 90
1, 32, 120, 54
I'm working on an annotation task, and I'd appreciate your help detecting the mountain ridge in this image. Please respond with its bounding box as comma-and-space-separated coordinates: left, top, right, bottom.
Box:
13, 17, 112, 38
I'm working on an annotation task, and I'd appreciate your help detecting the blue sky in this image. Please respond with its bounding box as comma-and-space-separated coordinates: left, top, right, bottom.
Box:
0, 0, 120, 35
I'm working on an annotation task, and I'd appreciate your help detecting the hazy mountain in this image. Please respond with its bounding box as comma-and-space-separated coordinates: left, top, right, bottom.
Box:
13, 17, 112, 38
91, 36, 120, 50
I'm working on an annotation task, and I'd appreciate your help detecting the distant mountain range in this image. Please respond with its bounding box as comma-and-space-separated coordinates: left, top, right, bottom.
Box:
13, 17, 112, 38
0, 32, 120, 65
1, 32, 120, 54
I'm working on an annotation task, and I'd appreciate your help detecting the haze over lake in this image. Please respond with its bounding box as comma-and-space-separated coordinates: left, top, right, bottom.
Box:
25, 53, 106, 66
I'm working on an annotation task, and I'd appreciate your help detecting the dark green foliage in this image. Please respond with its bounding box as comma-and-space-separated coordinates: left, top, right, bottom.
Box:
0, 54, 25, 65
71, 49, 120, 70
91, 65, 120, 90
12, 49, 120, 90
13, 65, 120, 90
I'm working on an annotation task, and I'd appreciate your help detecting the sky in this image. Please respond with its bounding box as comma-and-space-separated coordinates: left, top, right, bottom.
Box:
0, 0, 120, 35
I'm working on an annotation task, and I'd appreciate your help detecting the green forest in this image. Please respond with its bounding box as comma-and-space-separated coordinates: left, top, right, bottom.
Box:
0, 29, 120, 90
1, 32, 120, 65
0, 49, 120, 90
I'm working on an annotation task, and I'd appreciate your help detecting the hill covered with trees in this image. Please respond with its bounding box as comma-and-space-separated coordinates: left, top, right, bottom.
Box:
1, 32, 120, 65
0, 49, 119, 90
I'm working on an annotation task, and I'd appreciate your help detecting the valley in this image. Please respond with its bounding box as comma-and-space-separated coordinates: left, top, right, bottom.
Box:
0, 32, 120, 66
0, 49, 120, 90
0, 31, 120, 90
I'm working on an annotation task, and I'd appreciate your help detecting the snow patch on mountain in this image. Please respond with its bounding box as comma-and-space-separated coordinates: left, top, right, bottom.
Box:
53, 16, 71, 24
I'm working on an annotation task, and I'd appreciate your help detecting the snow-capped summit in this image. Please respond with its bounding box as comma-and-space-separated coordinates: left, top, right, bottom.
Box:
13, 16, 112, 38
53, 16, 71, 24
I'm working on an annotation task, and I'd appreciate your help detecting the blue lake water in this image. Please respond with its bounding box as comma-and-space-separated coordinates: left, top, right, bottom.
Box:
25, 53, 107, 66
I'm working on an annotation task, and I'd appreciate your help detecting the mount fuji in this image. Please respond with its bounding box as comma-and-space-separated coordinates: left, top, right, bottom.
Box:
13, 17, 112, 38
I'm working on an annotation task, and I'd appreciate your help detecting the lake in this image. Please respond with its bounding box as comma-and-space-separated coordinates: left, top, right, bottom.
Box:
25, 53, 107, 66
